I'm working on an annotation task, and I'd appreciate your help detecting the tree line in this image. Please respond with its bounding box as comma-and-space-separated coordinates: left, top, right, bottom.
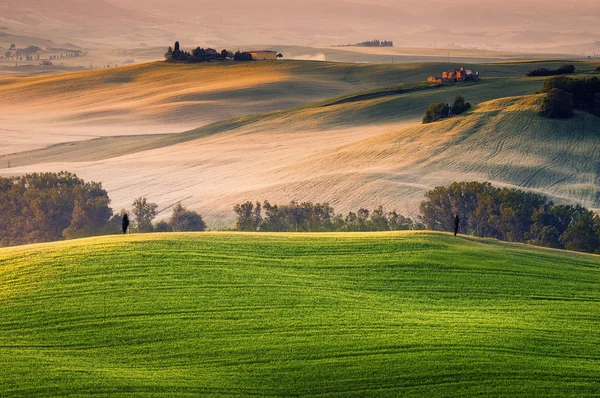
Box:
233, 201, 417, 232
4, 172, 600, 255
539, 75, 600, 118
420, 181, 600, 253
234, 182, 600, 255
526, 64, 575, 77
0, 172, 205, 247
353, 40, 394, 47
165, 41, 233, 62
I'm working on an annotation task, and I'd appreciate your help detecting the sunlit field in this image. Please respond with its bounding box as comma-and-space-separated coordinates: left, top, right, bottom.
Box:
2, 232, 600, 396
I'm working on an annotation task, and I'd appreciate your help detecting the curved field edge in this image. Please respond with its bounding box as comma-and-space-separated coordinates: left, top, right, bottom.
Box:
1, 232, 600, 397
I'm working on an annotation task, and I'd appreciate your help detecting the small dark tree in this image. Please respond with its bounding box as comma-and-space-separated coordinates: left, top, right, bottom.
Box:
221, 49, 229, 59
452, 95, 471, 115
132, 197, 158, 233
541, 88, 574, 119
192, 47, 205, 59
170, 203, 206, 232
423, 102, 450, 124
9, 44, 15, 50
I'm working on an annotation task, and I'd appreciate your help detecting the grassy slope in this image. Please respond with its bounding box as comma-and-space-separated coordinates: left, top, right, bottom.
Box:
0, 75, 544, 168
0, 59, 546, 156
278, 95, 600, 209
1, 232, 600, 396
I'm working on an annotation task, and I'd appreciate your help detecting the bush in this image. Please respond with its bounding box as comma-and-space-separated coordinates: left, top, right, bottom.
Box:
452, 95, 472, 114
170, 203, 206, 232
154, 220, 172, 232
423, 95, 471, 124
423, 102, 450, 124
540, 88, 574, 118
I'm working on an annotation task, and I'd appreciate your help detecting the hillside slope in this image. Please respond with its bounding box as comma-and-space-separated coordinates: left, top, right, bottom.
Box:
0, 59, 560, 155
1, 232, 600, 396
4, 81, 600, 227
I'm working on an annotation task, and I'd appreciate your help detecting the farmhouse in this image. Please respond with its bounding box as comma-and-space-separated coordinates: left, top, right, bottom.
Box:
205, 48, 218, 56
428, 67, 479, 84
243, 50, 277, 60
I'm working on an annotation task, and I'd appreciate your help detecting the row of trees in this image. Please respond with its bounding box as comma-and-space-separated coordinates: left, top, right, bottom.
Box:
420, 181, 600, 253
354, 40, 394, 47
527, 64, 575, 77
233, 201, 417, 232
423, 95, 471, 124
0, 172, 206, 247
0, 172, 112, 246
165, 41, 232, 62
540, 75, 600, 118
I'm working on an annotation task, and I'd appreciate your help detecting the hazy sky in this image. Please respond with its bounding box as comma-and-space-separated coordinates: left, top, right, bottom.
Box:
1, 0, 599, 52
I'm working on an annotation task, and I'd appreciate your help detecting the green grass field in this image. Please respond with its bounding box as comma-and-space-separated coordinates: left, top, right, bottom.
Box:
2, 232, 600, 396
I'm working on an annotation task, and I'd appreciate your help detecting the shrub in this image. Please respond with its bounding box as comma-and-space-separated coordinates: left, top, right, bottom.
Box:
170, 203, 206, 232
423, 95, 470, 124
540, 88, 574, 118
452, 95, 472, 114
423, 102, 450, 123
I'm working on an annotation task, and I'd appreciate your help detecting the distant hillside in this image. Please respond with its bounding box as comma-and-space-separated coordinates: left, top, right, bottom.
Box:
0, 59, 547, 155
1, 232, 600, 396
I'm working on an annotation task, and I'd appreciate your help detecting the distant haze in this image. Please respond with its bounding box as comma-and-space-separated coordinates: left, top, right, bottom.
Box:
0, 0, 599, 52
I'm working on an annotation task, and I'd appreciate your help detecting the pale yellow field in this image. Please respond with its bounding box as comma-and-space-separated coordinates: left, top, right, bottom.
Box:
2, 61, 599, 228
0, 59, 542, 155
0, 60, 415, 154
4, 92, 600, 228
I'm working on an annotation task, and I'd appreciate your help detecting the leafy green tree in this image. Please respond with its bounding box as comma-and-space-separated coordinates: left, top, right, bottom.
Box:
132, 197, 158, 233
0, 172, 112, 246
423, 102, 450, 124
234, 201, 261, 231
63, 182, 113, 239
452, 95, 471, 115
170, 203, 206, 232
541, 88, 573, 118
560, 207, 600, 253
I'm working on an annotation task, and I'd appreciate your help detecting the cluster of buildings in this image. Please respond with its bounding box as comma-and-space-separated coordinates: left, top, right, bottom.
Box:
428, 67, 480, 84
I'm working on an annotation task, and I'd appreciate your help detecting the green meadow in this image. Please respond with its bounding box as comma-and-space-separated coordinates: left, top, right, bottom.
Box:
2, 232, 600, 396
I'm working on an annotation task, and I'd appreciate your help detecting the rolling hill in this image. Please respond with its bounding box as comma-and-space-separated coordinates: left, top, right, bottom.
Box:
0, 60, 477, 154
1, 232, 600, 396
2, 61, 599, 227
